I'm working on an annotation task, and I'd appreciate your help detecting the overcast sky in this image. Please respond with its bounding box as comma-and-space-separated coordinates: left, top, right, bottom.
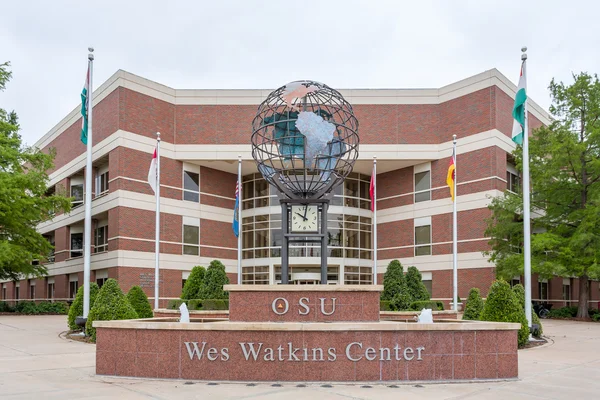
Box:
1, 0, 599, 146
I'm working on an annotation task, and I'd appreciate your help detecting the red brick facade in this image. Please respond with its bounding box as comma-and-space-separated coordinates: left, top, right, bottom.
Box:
3, 70, 593, 309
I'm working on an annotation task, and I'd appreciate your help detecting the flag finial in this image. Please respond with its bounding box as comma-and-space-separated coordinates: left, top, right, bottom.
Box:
521, 46, 528, 61
88, 47, 94, 61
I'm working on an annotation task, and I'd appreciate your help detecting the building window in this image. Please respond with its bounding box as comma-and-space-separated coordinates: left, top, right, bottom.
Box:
71, 183, 84, 208
94, 225, 108, 253
15, 285, 20, 300
70, 232, 83, 258
506, 171, 521, 193
183, 224, 199, 255
96, 270, 108, 288
510, 276, 521, 287
183, 171, 200, 202
47, 283, 55, 299
242, 266, 269, 284
562, 278, 571, 303
415, 225, 431, 256
2, 285, 6, 300
30, 284, 35, 299
539, 280, 548, 301
414, 170, 431, 202
421, 272, 433, 296
96, 171, 109, 196
69, 280, 78, 298
96, 277, 107, 288
44, 234, 55, 263
344, 266, 373, 284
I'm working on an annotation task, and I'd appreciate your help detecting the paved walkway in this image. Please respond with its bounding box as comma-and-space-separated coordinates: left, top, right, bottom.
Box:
0, 316, 598, 399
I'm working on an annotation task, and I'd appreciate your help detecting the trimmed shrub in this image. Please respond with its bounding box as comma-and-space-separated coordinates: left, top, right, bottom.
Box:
391, 289, 411, 311
593, 314, 600, 322
126, 286, 154, 318
16, 301, 39, 314
167, 299, 187, 310
85, 279, 138, 342
405, 266, 430, 302
409, 300, 444, 311
481, 280, 529, 347
381, 260, 405, 301
380, 301, 392, 311
37, 302, 68, 314
181, 266, 206, 300
187, 299, 203, 310
202, 299, 229, 310
68, 283, 100, 330
589, 308, 600, 318
548, 307, 578, 319
463, 288, 485, 321
511, 284, 543, 337
0, 301, 15, 312
199, 260, 230, 300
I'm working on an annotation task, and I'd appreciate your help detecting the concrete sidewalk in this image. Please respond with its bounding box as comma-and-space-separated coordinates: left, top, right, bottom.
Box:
0, 315, 599, 399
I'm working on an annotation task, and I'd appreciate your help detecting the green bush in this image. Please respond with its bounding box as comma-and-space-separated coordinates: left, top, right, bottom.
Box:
589, 308, 600, 318
202, 299, 229, 310
548, 306, 578, 319
593, 314, 600, 322
381, 260, 405, 301
85, 279, 138, 342
480, 280, 529, 347
16, 301, 39, 314
167, 299, 187, 309
405, 266, 430, 302
380, 300, 392, 311
409, 300, 444, 311
0, 301, 15, 312
37, 302, 68, 314
391, 290, 411, 311
181, 266, 206, 300
187, 299, 203, 310
511, 284, 543, 337
199, 260, 230, 300
68, 283, 100, 330
463, 288, 485, 320
126, 286, 154, 318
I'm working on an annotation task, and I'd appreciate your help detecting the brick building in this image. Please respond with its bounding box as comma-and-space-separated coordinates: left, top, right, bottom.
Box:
1, 68, 599, 308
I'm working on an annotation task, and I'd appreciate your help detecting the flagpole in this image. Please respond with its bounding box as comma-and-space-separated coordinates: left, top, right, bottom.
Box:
373, 156, 377, 285
83, 48, 94, 319
237, 155, 242, 284
452, 135, 458, 312
154, 132, 161, 310
520, 48, 533, 332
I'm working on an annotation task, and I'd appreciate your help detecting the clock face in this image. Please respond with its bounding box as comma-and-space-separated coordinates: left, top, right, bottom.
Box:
291, 205, 318, 232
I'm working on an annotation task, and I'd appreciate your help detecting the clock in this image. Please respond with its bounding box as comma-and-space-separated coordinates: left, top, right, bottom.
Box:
291, 205, 318, 233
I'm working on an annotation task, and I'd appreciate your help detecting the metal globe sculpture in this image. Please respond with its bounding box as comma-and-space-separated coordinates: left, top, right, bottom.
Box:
251, 81, 359, 199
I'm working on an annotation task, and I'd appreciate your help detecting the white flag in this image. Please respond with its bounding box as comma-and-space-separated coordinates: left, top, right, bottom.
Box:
147, 148, 157, 194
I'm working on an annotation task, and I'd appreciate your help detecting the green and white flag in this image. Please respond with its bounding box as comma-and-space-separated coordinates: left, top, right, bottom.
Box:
512, 61, 527, 145
80, 66, 90, 145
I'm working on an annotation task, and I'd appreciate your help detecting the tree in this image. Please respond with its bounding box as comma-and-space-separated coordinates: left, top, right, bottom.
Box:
0, 61, 71, 280
67, 282, 100, 330
126, 285, 154, 318
381, 260, 405, 301
486, 72, 600, 319
480, 280, 529, 347
85, 278, 138, 342
198, 260, 229, 299
405, 266, 430, 302
462, 288, 484, 321
181, 265, 205, 300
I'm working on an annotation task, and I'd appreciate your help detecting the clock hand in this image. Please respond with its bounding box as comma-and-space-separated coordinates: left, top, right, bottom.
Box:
303, 205, 308, 220
295, 212, 307, 221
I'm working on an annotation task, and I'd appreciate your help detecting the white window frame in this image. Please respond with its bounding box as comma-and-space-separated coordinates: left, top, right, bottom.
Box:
70, 177, 84, 208
70, 227, 84, 258
69, 274, 78, 298
414, 162, 431, 203
95, 165, 109, 197
183, 163, 200, 203
182, 216, 200, 255
47, 277, 55, 299
414, 216, 432, 256
96, 269, 108, 288
94, 222, 108, 253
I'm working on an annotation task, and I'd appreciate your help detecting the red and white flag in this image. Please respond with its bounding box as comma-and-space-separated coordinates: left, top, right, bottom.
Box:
147, 148, 157, 194
369, 165, 375, 212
